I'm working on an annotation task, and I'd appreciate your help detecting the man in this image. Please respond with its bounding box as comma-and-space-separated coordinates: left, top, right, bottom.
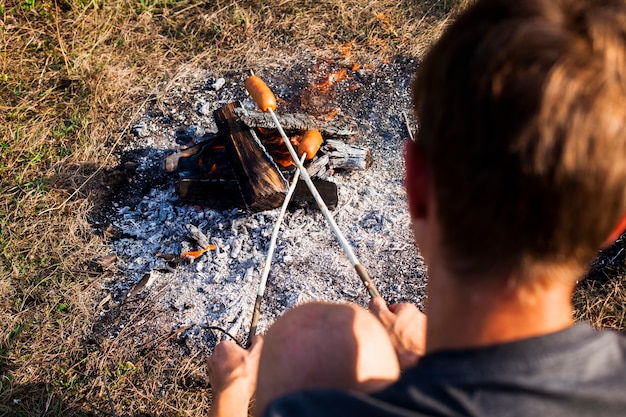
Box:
207, 0, 626, 415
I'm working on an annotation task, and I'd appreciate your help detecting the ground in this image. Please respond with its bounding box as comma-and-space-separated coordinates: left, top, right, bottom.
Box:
1, 1, 624, 415
91, 57, 427, 353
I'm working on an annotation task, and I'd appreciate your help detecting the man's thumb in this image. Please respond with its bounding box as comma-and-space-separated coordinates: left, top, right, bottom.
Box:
369, 296, 389, 320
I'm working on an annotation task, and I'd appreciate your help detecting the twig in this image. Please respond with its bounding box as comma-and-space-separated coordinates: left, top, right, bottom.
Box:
87, 402, 117, 417
140, 325, 193, 360
53, 0, 70, 74
86, 381, 118, 417
105, 384, 118, 417
610, 247, 624, 263
208, 326, 245, 349
403, 111, 415, 142
247, 154, 307, 348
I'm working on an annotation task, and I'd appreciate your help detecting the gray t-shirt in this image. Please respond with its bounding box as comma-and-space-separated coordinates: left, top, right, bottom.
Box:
264, 324, 626, 416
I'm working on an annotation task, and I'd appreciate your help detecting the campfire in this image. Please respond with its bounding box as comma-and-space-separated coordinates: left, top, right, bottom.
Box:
164, 101, 372, 212
97, 60, 425, 360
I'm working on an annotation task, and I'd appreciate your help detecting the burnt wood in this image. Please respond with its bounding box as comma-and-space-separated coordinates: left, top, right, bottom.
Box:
214, 102, 289, 213
324, 139, 372, 171
290, 178, 338, 210
234, 108, 358, 138
164, 135, 234, 180
305, 154, 330, 179
175, 175, 338, 211
165, 102, 347, 212
177, 179, 245, 209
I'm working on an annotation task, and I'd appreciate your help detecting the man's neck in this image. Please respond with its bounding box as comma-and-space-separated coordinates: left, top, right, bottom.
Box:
424, 263, 576, 353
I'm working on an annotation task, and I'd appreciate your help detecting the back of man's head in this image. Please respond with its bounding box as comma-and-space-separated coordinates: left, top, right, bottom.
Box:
412, 0, 626, 280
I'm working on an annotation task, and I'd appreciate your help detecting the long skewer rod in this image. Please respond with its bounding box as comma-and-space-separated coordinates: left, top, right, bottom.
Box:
247, 154, 307, 347
267, 108, 381, 299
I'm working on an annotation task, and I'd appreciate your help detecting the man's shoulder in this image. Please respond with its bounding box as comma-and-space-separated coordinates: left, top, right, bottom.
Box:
410, 323, 626, 375
264, 325, 626, 417
376, 324, 626, 416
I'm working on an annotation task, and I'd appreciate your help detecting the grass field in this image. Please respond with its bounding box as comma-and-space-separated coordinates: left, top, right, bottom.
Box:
1, 0, 624, 415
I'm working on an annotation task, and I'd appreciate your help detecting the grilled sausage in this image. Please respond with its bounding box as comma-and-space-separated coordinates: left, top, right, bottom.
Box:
245, 75, 277, 112
297, 129, 323, 160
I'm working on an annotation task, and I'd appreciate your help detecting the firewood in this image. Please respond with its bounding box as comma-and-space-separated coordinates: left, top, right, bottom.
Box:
164, 103, 359, 211
324, 139, 372, 171
290, 178, 338, 210
214, 102, 289, 213
177, 179, 245, 209
164, 135, 232, 179
234, 108, 358, 138
305, 154, 330, 179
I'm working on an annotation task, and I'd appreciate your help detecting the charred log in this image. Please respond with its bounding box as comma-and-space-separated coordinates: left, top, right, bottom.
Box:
214, 102, 289, 213
305, 154, 330, 179
290, 178, 338, 210
164, 102, 366, 212
324, 139, 372, 171
164, 135, 233, 180
235, 108, 358, 138
177, 179, 245, 209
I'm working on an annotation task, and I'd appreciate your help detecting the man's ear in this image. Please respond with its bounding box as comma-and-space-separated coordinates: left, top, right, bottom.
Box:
603, 212, 626, 248
404, 141, 430, 219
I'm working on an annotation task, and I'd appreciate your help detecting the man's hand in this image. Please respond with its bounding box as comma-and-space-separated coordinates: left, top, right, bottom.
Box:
369, 297, 427, 370
207, 335, 264, 417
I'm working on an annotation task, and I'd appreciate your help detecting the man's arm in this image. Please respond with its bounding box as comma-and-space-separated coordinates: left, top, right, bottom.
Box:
369, 297, 427, 370
207, 336, 263, 417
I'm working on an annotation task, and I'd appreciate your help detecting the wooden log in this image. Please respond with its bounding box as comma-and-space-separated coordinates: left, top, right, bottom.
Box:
234, 108, 358, 138
177, 179, 245, 209
164, 135, 234, 180
165, 141, 213, 173
324, 139, 372, 171
290, 178, 338, 210
176, 176, 339, 210
305, 154, 330, 179
214, 102, 289, 213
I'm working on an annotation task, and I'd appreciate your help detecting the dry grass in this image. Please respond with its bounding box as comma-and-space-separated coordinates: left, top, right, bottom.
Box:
574, 239, 626, 331
0, 0, 463, 414
1, 0, 623, 415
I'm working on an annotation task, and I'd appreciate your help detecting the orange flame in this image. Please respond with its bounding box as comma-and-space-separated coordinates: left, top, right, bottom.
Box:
313, 68, 348, 90
181, 244, 216, 261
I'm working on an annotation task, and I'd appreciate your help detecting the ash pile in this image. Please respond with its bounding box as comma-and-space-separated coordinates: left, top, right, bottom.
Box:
91, 58, 428, 353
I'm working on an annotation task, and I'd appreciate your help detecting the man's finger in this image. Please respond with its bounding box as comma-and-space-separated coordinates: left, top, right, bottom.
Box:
368, 296, 387, 316
249, 334, 264, 352
369, 296, 395, 326
388, 303, 400, 313
213, 340, 236, 354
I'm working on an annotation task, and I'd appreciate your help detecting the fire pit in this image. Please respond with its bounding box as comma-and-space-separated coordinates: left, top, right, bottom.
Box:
164, 101, 372, 212
92, 58, 427, 352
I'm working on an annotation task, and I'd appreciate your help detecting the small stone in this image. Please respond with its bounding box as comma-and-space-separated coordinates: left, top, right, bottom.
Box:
131, 121, 149, 137
342, 287, 359, 297
198, 102, 212, 116
244, 267, 255, 283
212, 78, 226, 91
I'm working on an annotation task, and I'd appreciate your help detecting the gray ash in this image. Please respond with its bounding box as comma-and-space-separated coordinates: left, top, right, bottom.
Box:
90, 56, 427, 351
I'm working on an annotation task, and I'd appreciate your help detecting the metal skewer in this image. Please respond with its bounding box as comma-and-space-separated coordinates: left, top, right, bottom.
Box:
267, 107, 381, 300
247, 153, 307, 347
